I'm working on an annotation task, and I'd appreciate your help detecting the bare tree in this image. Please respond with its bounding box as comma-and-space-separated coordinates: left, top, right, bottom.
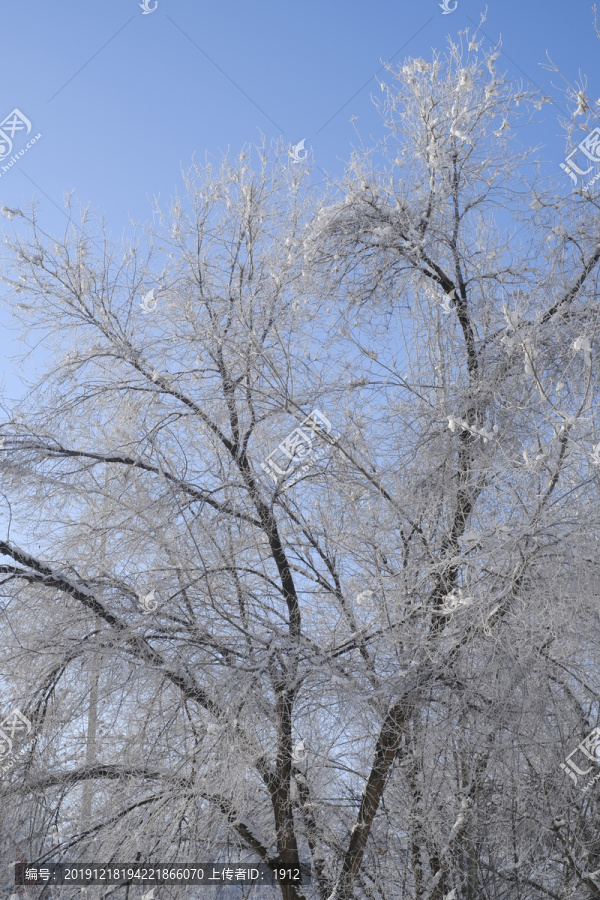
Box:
1, 27, 600, 900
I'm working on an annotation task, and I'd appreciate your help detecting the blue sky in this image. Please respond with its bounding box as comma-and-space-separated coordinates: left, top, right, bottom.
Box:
0, 0, 598, 400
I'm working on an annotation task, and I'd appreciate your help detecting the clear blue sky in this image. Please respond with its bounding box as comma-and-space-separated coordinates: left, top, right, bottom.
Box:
0, 0, 598, 400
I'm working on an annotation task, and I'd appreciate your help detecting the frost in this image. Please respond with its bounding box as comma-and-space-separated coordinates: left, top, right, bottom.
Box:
447, 416, 499, 442
573, 336, 591, 353
457, 69, 474, 91
502, 307, 521, 330
1, 205, 24, 220
575, 91, 590, 116
440, 588, 474, 614
523, 338, 538, 376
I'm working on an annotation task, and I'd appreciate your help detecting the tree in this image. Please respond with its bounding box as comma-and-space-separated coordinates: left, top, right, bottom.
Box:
1, 25, 600, 900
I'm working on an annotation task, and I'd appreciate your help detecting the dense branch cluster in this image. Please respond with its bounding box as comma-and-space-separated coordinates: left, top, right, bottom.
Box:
0, 29, 600, 900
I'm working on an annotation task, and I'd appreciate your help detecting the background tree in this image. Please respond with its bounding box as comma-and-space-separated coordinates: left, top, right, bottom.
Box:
1, 27, 600, 900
